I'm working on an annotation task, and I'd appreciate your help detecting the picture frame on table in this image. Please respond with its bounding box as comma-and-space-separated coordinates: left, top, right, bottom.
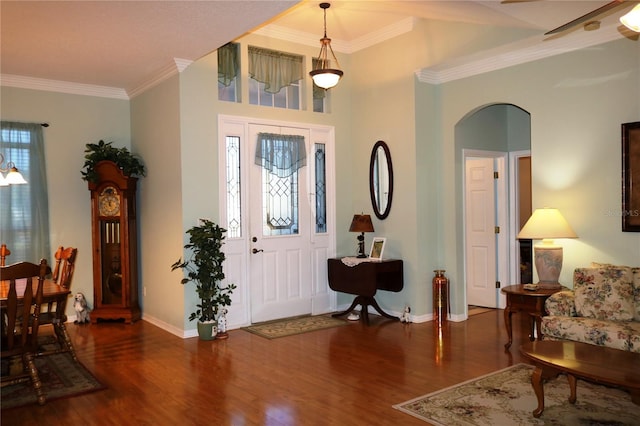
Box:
622, 121, 640, 232
369, 237, 386, 260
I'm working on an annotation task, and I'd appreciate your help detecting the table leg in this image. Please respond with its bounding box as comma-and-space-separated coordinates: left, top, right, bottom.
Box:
331, 297, 361, 318
528, 314, 536, 341
534, 314, 544, 341
504, 306, 513, 349
531, 366, 545, 418
368, 297, 399, 321
567, 374, 577, 404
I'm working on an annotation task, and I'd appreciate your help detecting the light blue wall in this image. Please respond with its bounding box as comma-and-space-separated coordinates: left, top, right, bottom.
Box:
0, 86, 130, 305
429, 38, 640, 315
2, 28, 638, 330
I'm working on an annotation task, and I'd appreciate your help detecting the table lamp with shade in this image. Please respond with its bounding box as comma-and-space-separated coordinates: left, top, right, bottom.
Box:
349, 214, 374, 258
517, 207, 578, 289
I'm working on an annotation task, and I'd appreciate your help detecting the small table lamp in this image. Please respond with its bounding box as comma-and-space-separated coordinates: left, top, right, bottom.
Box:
517, 207, 578, 288
349, 214, 374, 258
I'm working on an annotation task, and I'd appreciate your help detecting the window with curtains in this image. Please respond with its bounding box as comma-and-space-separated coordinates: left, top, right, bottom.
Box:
312, 58, 326, 113
254, 133, 306, 236
0, 122, 51, 262
218, 42, 240, 102
248, 46, 302, 110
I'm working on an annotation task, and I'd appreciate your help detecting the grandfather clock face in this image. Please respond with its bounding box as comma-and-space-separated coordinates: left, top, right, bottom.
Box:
96, 185, 123, 306
98, 186, 120, 216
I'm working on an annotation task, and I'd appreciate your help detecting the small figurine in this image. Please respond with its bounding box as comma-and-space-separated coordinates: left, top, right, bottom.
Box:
216, 308, 229, 339
74, 292, 91, 324
400, 305, 411, 323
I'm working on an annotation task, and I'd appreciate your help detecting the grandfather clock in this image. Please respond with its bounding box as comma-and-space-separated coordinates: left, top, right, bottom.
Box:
88, 160, 141, 323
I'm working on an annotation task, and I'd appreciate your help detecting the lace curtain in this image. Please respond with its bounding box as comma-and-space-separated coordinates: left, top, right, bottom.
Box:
255, 133, 306, 177
218, 42, 239, 87
0, 121, 50, 262
248, 46, 303, 94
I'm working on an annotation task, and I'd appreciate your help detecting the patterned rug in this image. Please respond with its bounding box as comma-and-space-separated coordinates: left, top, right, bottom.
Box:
394, 363, 640, 425
241, 314, 350, 339
1, 340, 105, 409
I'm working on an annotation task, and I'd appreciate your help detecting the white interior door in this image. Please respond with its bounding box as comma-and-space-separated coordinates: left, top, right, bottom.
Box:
465, 156, 498, 308
248, 124, 312, 323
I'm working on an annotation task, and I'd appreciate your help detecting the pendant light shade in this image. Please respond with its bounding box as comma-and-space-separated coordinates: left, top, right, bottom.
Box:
310, 3, 343, 90
620, 4, 640, 32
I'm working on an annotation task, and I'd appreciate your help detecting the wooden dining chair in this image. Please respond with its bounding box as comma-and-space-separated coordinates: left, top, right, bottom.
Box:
38, 246, 78, 361
0, 259, 48, 405
0, 244, 10, 266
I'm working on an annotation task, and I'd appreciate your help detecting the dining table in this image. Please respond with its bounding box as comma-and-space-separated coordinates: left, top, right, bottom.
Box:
1, 277, 76, 360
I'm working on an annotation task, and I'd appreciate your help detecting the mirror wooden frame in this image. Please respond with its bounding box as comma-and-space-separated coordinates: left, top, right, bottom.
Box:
369, 140, 393, 220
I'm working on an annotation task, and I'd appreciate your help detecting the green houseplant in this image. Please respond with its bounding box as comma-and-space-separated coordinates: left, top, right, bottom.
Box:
171, 219, 236, 340
81, 140, 146, 182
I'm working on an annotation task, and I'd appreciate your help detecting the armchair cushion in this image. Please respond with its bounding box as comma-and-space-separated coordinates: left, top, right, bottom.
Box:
573, 267, 634, 321
544, 290, 576, 317
590, 263, 640, 321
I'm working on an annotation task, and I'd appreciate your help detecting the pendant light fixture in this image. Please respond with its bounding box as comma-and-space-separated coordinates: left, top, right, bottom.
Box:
620, 4, 640, 32
309, 2, 343, 90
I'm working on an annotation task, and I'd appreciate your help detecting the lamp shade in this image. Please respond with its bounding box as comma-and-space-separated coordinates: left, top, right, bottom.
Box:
310, 69, 342, 89
517, 208, 577, 240
620, 4, 640, 32
349, 214, 374, 233
4, 167, 27, 185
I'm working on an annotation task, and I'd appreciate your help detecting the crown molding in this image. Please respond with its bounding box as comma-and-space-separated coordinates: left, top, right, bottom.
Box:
127, 58, 192, 99
254, 17, 415, 54
0, 59, 192, 100
348, 17, 415, 53
416, 22, 626, 85
0, 74, 129, 99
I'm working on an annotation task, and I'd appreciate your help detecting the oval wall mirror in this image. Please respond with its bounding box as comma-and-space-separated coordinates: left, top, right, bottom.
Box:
369, 140, 394, 220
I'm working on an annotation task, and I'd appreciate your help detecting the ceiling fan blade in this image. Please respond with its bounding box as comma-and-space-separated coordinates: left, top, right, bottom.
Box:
545, 0, 625, 35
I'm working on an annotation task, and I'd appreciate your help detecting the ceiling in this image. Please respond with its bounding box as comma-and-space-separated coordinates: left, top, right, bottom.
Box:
1, 0, 637, 95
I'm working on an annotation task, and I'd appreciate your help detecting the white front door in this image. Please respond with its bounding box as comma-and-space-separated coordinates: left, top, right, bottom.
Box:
464, 155, 505, 308
248, 124, 313, 323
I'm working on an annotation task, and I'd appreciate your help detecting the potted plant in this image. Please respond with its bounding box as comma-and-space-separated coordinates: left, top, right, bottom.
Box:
171, 219, 236, 340
81, 140, 146, 182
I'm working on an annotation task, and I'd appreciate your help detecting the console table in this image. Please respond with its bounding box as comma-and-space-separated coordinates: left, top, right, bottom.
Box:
327, 258, 403, 324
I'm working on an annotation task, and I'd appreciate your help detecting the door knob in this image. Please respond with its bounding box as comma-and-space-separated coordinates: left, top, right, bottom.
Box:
252, 248, 264, 254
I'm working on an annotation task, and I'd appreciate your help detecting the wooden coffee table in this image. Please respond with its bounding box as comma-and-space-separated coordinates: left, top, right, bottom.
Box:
520, 341, 640, 418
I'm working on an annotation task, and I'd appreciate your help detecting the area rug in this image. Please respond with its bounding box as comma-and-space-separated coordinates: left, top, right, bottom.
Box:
1, 341, 105, 409
393, 363, 640, 425
242, 314, 350, 339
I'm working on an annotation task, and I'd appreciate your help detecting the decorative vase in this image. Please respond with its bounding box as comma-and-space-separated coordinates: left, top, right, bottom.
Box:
432, 269, 449, 325
197, 320, 217, 341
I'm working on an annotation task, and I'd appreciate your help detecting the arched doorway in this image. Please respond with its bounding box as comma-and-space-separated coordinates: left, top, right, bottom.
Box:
456, 104, 531, 311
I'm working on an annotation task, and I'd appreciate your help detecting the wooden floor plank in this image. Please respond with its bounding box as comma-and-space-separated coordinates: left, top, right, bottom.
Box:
2, 309, 534, 425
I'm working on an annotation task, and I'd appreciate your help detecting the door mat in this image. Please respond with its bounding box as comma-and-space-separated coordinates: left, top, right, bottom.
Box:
1, 340, 105, 409
242, 314, 350, 339
394, 363, 640, 425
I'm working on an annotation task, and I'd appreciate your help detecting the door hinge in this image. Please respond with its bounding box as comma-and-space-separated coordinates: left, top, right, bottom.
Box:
494, 171, 499, 179
494, 226, 500, 234
496, 281, 501, 289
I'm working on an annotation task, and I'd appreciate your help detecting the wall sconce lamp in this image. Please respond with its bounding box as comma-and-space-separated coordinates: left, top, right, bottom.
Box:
349, 214, 374, 258
309, 3, 343, 90
620, 4, 640, 32
517, 207, 578, 288
0, 153, 27, 186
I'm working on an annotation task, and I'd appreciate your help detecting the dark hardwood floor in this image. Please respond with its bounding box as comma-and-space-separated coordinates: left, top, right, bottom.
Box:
2, 309, 536, 425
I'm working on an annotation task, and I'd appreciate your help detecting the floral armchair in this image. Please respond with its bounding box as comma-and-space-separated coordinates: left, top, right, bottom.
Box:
541, 264, 640, 353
